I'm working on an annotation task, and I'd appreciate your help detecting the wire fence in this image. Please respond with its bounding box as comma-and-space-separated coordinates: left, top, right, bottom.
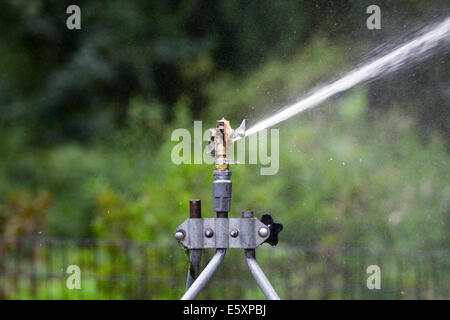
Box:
0, 237, 448, 299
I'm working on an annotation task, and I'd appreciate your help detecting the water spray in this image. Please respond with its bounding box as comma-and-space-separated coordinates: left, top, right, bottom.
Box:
243, 17, 450, 138
174, 118, 283, 300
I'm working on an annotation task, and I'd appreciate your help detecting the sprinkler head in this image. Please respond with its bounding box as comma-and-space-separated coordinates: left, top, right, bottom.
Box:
209, 118, 247, 170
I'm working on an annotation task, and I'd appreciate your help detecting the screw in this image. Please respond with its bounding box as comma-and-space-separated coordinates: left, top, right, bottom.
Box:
205, 228, 214, 238
258, 227, 270, 238
230, 229, 239, 238
174, 230, 185, 241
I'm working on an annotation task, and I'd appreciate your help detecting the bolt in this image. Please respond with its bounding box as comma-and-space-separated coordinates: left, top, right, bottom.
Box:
174, 230, 185, 241
258, 227, 270, 238
230, 229, 239, 238
205, 228, 214, 238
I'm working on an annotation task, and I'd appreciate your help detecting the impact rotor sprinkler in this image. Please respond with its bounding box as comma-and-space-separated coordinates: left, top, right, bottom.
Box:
209, 118, 247, 169
174, 118, 283, 300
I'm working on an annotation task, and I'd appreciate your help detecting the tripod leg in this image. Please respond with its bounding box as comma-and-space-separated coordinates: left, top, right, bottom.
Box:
186, 249, 202, 291
181, 249, 226, 300
244, 249, 280, 300
186, 199, 203, 291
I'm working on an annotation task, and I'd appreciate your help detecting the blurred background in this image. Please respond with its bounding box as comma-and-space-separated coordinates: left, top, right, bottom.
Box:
0, 0, 449, 299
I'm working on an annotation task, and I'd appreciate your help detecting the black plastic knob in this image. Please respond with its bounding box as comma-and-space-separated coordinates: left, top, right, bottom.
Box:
260, 213, 283, 247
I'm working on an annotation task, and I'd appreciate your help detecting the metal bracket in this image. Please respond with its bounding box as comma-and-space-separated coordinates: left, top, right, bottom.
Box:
175, 218, 270, 249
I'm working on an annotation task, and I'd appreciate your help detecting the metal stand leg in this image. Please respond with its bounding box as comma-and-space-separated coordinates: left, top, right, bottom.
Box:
181, 249, 226, 300
186, 249, 202, 291
186, 200, 202, 291
245, 249, 280, 300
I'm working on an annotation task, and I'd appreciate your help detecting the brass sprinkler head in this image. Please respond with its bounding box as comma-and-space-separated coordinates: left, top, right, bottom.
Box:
209, 118, 247, 170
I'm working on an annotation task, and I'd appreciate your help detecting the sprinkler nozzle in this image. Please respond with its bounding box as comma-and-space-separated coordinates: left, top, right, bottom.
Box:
232, 119, 247, 142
